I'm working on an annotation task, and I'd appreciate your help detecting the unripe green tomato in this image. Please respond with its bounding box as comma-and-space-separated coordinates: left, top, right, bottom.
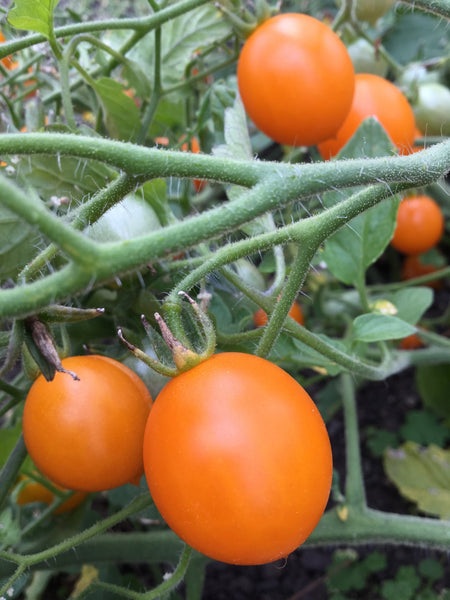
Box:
347, 39, 388, 77
335, 0, 395, 24
398, 63, 439, 90
86, 195, 161, 242
413, 83, 450, 136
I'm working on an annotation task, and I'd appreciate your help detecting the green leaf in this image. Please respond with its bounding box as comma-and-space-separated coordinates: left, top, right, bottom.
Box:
93, 78, 141, 142
381, 565, 421, 600
418, 558, 444, 582
129, 4, 231, 96
0, 203, 41, 280
353, 314, 415, 342
416, 365, 450, 422
365, 426, 399, 458
383, 442, 450, 519
385, 287, 433, 325
8, 0, 60, 37
322, 120, 400, 286
0, 507, 21, 548
400, 410, 450, 447
383, 12, 450, 65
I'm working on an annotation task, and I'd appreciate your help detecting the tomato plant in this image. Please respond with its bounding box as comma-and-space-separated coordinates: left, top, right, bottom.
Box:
317, 74, 416, 158
15, 474, 88, 515
23, 355, 152, 492
181, 136, 207, 192
143, 352, 332, 565
237, 13, 355, 147
398, 332, 425, 350
0, 29, 18, 69
390, 194, 444, 255
253, 300, 304, 327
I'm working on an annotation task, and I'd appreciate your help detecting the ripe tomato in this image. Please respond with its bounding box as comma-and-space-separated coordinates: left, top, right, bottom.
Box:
181, 136, 206, 192
0, 30, 18, 70
143, 352, 332, 565
391, 195, 444, 255
237, 13, 355, 147
398, 332, 425, 351
317, 74, 416, 158
401, 255, 442, 289
253, 301, 304, 327
16, 474, 88, 515
23, 355, 152, 492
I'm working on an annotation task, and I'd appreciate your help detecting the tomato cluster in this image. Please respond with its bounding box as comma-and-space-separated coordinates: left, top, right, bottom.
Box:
23, 350, 332, 565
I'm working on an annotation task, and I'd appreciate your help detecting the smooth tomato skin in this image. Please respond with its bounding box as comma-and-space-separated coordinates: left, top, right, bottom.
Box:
237, 14, 355, 147
143, 352, 332, 565
253, 301, 304, 327
16, 475, 88, 515
23, 355, 152, 492
317, 74, 416, 158
391, 195, 444, 255
398, 332, 425, 351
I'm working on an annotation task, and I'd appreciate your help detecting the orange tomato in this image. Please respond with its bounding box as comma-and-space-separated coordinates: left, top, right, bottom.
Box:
398, 332, 425, 350
391, 195, 444, 255
0, 30, 18, 70
317, 73, 416, 158
16, 474, 88, 515
237, 13, 355, 147
253, 300, 304, 327
23, 355, 152, 492
143, 352, 332, 565
401, 255, 442, 289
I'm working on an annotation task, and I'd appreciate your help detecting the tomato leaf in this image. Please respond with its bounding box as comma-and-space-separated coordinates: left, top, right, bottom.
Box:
322, 118, 400, 286
399, 410, 450, 448
384, 287, 433, 325
0, 203, 41, 280
8, 0, 60, 37
93, 78, 141, 142
416, 365, 450, 422
128, 4, 230, 96
383, 442, 450, 519
0, 422, 22, 469
353, 314, 415, 342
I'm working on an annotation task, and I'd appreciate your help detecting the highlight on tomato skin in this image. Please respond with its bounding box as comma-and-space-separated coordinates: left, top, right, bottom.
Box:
143, 352, 332, 565
237, 13, 355, 147
22, 355, 152, 493
317, 73, 416, 159
390, 195, 444, 256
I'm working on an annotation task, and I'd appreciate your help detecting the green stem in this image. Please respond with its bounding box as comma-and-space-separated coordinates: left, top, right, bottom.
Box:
136, 25, 163, 144
255, 244, 316, 359
0, 177, 101, 267
307, 506, 450, 549
20, 173, 143, 282
341, 373, 366, 508
0, 493, 154, 595
0, 435, 27, 510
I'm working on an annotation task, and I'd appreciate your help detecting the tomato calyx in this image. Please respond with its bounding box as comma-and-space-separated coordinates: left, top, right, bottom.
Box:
118, 292, 216, 377
24, 316, 79, 382
216, 0, 272, 39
